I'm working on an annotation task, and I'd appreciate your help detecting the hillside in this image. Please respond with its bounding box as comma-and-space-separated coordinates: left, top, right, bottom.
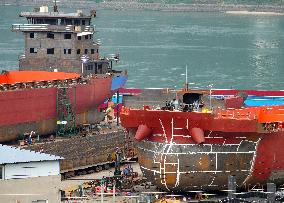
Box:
1, 0, 284, 11
95, 0, 284, 5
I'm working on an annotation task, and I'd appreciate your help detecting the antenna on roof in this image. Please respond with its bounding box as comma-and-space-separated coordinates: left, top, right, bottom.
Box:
53, 0, 59, 12
185, 64, 188, 90
180, 65, 189, 91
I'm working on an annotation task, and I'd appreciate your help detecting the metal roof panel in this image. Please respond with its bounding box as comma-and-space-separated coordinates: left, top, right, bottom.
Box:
0, 144, 63, 164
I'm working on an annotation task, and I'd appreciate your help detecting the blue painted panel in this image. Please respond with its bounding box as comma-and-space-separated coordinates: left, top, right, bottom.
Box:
111, 75, 128, 91
245, 96, 284, 106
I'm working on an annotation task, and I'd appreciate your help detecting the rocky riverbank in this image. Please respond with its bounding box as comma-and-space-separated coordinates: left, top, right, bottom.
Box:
99, 2, 284, 12
1, 0, 284, 13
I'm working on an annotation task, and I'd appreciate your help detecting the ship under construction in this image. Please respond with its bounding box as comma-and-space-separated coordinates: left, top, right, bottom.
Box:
0, 3, 128, 143
121, 87, 284, 192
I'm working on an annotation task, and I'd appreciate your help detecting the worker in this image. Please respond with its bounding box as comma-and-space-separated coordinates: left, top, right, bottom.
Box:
166, 101, 169, 106
114, 147, 123, 176
27, 131, 36, 145
106, 98, 115, 125
101, 176, 105, 192
122, 167, 130, 176
127, 164, 133, 173
27, 134, 32, 145
172, 98, 179, 110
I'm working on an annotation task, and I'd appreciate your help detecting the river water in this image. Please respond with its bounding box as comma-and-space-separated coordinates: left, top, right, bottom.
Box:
0, 5, 284, 89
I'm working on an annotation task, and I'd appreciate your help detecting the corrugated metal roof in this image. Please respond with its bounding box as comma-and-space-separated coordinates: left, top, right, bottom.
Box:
0, 144, 63, 164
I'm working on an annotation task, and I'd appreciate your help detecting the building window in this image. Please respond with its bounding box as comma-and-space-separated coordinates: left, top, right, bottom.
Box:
64, 49, 72, 54
87, 65, 93, 71
84, 49, 88, 54
91, 49, 94, 54
65, 19, 72, 25
85, 35, 88, 40
30, 33, 35, 38
47, 48, 54, 54
78, 36, 81, 40
94, 63, 98, 73
64, 33, 71, 39
47, 32, 54, 39
77, 49, 80, 54
74, 19, 80, 26
0, 166, 2, 179
96, 49, 99, 53
82, 20, 85, 25
98, 64, 103, 74
30, 48, 37, 53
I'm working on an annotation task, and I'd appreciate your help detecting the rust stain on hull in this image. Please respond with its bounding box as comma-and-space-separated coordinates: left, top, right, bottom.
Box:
0, 108, 104, 142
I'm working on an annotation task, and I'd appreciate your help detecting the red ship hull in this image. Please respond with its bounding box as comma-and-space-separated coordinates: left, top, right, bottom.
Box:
121, 104, 284, 191
0, 71, 112, 142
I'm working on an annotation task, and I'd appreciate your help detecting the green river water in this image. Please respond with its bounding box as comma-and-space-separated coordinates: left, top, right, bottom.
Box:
0, 5, 284, 89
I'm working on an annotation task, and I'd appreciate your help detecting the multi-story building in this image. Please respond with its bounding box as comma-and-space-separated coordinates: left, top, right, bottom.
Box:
12, 5, 118, 75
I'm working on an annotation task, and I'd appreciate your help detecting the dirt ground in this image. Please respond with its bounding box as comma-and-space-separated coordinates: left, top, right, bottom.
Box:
61, 163, 142, 190
61, 162, 148, 203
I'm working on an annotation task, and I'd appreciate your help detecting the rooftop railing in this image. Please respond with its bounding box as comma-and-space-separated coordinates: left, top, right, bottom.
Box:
11, 24, 95, 33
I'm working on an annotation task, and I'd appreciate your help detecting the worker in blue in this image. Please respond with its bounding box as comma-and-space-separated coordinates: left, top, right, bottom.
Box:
28, 134, 32, 145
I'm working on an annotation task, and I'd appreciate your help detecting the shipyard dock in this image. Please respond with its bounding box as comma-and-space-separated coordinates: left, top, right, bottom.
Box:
2, 88, 284, 203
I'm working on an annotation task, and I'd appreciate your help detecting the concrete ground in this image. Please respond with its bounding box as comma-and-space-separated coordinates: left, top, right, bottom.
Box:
61, 163, 145, 202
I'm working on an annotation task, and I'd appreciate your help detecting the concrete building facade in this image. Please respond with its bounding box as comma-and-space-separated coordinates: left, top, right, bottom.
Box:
0, 175, 61, 203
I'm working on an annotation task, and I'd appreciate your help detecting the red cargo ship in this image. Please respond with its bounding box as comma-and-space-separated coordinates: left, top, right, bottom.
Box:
0, 71, 111, 142
121, 88, 284, 191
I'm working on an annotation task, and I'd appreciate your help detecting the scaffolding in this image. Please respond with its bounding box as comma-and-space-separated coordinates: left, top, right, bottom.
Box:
56, 86, 76, 136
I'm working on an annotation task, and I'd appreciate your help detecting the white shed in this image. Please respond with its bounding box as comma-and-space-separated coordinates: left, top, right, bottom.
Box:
0, 144, 63, 180
0, 144, 63, 203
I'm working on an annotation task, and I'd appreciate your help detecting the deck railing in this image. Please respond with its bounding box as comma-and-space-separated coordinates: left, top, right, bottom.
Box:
11, 24, 95, 33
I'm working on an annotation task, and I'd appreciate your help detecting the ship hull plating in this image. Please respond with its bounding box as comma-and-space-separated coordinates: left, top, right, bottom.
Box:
136, 131, 284, 192
137, 140, 257, 191
0, 76, 111, 142
121, 106, 284, 191
0, 107, 105, 142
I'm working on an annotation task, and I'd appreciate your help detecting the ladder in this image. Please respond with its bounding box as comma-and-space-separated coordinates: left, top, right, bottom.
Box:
56, 86, 76, 136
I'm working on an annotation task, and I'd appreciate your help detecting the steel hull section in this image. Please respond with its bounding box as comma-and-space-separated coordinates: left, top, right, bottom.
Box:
121, 109, 284, 191
0, 76, 112, 142
137, 130, 284, 192
137, 140, 257, 191
130, 131, 284, 191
